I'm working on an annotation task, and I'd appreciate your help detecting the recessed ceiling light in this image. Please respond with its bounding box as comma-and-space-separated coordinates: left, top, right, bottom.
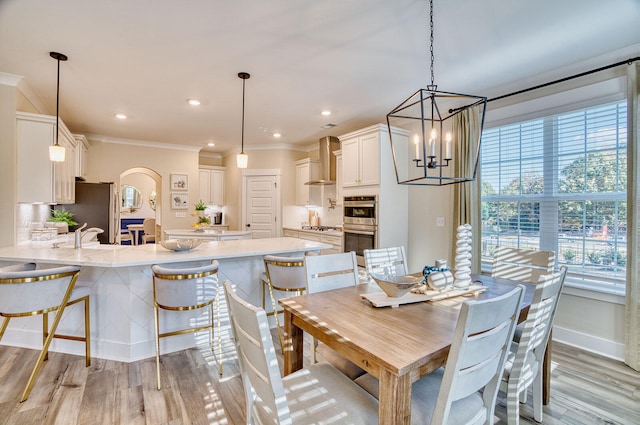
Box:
321, 110, 331, 116
115, 113, 127, 120
321, 123, 337, 129
273, 133, 281, 138
187, 98, 201, 106
207, 142, 215, 147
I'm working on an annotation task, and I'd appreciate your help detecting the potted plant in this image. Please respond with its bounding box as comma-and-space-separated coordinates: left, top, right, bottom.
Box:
47, 207, 78, 234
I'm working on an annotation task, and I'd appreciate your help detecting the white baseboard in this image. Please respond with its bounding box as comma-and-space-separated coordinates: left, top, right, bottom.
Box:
553, 325, 625, 361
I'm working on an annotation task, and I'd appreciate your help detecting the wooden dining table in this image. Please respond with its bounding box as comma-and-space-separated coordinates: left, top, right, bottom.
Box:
280, 273, 535, 425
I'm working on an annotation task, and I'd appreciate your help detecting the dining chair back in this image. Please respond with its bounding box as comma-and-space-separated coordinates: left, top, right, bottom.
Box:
304, 251, 359, 293
355, 284, 524, 424
492, 246, 555, 284
502, 267, 567, 424
262, 255, 306, 350
142, 217, 156, 243
304, 251, 366, 378
151, 260, 222, 388
364, 246, 408, 276
223, 281, 378, 425
0, 263, 90, 402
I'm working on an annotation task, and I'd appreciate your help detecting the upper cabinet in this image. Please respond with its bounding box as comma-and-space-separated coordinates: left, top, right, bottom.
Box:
341, 129, 380, 187
295, 158, 320, 206
199, 166, 225, 205
17, 112, 77, 204
74, 134, 89, 180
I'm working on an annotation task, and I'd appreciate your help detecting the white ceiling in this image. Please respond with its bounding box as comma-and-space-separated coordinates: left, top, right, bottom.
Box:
1, 0, 638, 156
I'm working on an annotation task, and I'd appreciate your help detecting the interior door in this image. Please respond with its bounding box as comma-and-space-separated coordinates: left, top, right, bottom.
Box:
244, 175, 278, 239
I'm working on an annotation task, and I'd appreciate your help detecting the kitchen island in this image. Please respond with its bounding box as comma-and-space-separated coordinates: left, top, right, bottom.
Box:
0, 237, 329, 362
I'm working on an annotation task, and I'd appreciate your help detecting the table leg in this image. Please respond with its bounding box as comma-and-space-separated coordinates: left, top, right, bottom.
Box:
283, 309, 303, 376
379, 369, 412, 425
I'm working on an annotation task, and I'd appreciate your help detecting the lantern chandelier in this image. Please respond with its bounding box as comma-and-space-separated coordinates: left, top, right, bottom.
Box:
236, 72, 250, 169
387, 0, 487, 186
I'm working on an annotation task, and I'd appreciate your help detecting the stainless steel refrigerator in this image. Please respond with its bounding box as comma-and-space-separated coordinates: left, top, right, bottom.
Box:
54, 181, 118, 244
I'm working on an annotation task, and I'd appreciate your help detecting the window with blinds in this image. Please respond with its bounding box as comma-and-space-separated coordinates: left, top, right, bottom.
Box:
480, 100, 627, 290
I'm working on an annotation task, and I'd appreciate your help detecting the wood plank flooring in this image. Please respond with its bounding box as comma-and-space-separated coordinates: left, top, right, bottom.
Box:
1, 337, 638, 424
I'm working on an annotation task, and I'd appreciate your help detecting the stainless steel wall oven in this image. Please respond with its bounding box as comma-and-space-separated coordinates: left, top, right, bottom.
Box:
343, 196, 377, 266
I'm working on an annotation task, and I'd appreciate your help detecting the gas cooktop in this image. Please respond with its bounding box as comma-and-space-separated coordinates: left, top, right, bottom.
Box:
301, 225, 340, 232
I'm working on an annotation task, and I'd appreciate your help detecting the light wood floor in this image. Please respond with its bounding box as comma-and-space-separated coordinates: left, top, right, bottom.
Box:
1, 338, 638, 425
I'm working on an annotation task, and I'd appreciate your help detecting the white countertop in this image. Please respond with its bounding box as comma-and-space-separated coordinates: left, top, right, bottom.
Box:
0, 237, 330, 268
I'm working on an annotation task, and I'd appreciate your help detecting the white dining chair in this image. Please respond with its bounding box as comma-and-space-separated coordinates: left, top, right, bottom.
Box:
151, 260, 222, 388
491, 246, 555, 284
304, 251, 366, 379
141, 217, 156, 244
355, 284, 525, 424
364, 246, 408, 277
0, 263, 90, 402
261, 255, 306, 350
492, 245, 556, 404
501, 267, 567, 424
223, 281, 379, 425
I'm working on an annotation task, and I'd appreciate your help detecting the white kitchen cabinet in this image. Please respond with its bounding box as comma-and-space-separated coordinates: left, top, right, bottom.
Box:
295, 158, 320, 206
198, 166, 225, 205
17, 112, 77, 204
341, 130, 380, 187
334, 149, 343, 204
74, 134, 89, 180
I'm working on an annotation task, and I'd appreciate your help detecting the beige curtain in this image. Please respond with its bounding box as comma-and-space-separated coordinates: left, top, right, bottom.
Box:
625, 61, 639, 371
451, 105, 482, 273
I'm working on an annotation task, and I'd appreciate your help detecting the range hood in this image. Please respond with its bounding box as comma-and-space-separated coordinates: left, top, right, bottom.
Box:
305, 136, 340, 185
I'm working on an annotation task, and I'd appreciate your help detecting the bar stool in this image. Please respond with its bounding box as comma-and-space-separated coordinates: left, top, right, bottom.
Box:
0, 263, 90, 402
151, 260, 222, 389
262, 255, 306, 349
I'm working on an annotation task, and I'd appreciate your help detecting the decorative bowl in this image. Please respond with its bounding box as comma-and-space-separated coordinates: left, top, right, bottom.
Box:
370, 273, 422, 298
160, 239, 202, 252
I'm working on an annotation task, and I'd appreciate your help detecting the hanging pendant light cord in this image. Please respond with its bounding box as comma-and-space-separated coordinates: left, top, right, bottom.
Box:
55, 56, 61, 146
429, 0, 435, 88
241, 77, 246, 154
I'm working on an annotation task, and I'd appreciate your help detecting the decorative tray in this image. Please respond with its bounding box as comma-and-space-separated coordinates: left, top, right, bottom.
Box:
360, 284, 487, 308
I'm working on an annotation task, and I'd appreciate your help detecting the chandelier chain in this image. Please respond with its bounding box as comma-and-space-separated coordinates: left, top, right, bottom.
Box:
429, 0, 434, 87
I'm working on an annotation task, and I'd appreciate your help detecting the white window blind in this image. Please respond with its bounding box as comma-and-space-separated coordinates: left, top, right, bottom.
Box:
481, 100, 627, 291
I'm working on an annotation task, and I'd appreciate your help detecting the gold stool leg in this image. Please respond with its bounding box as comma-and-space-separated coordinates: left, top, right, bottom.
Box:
20, 303, 69, 402
154, 304, 162, 390
268, 283, 285, 350
0, 317, 10, 340
43, 312, 49, 362
83, 296, 91, 367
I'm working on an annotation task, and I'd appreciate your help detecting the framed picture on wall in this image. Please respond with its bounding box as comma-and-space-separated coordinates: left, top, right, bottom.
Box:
170, 173, 188, 190
171, 192, 189, 209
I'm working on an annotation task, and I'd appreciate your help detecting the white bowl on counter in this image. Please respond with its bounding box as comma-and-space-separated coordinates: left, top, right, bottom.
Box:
160, 239, 202, 252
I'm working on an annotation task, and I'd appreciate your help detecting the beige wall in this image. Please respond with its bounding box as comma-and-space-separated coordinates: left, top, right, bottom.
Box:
85, 140, 199, 234
220, 147, 307, 230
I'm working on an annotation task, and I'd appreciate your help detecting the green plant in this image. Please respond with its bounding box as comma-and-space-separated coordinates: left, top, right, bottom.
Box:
563, 249, 576, 264
48, 208, 78, 226
195, 199, 206, 211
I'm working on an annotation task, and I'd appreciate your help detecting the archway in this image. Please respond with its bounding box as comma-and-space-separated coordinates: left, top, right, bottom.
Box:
119, 167, 162, 244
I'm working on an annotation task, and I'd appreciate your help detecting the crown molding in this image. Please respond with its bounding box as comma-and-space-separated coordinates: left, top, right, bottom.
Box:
87, 134, 201, 152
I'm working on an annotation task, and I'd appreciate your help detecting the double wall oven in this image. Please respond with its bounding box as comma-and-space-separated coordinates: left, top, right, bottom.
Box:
343, 195, 377, 266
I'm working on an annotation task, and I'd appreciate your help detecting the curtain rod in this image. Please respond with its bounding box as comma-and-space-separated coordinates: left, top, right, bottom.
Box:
487, 56, 640, 104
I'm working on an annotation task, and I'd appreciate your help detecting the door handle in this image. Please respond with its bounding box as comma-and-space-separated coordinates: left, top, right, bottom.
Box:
246, 223, 251, 227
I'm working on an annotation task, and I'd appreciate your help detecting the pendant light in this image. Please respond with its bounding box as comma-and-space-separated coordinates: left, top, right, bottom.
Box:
49, 51, 68, 162
236, 72, 250, 169
387, 0, 487, 186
